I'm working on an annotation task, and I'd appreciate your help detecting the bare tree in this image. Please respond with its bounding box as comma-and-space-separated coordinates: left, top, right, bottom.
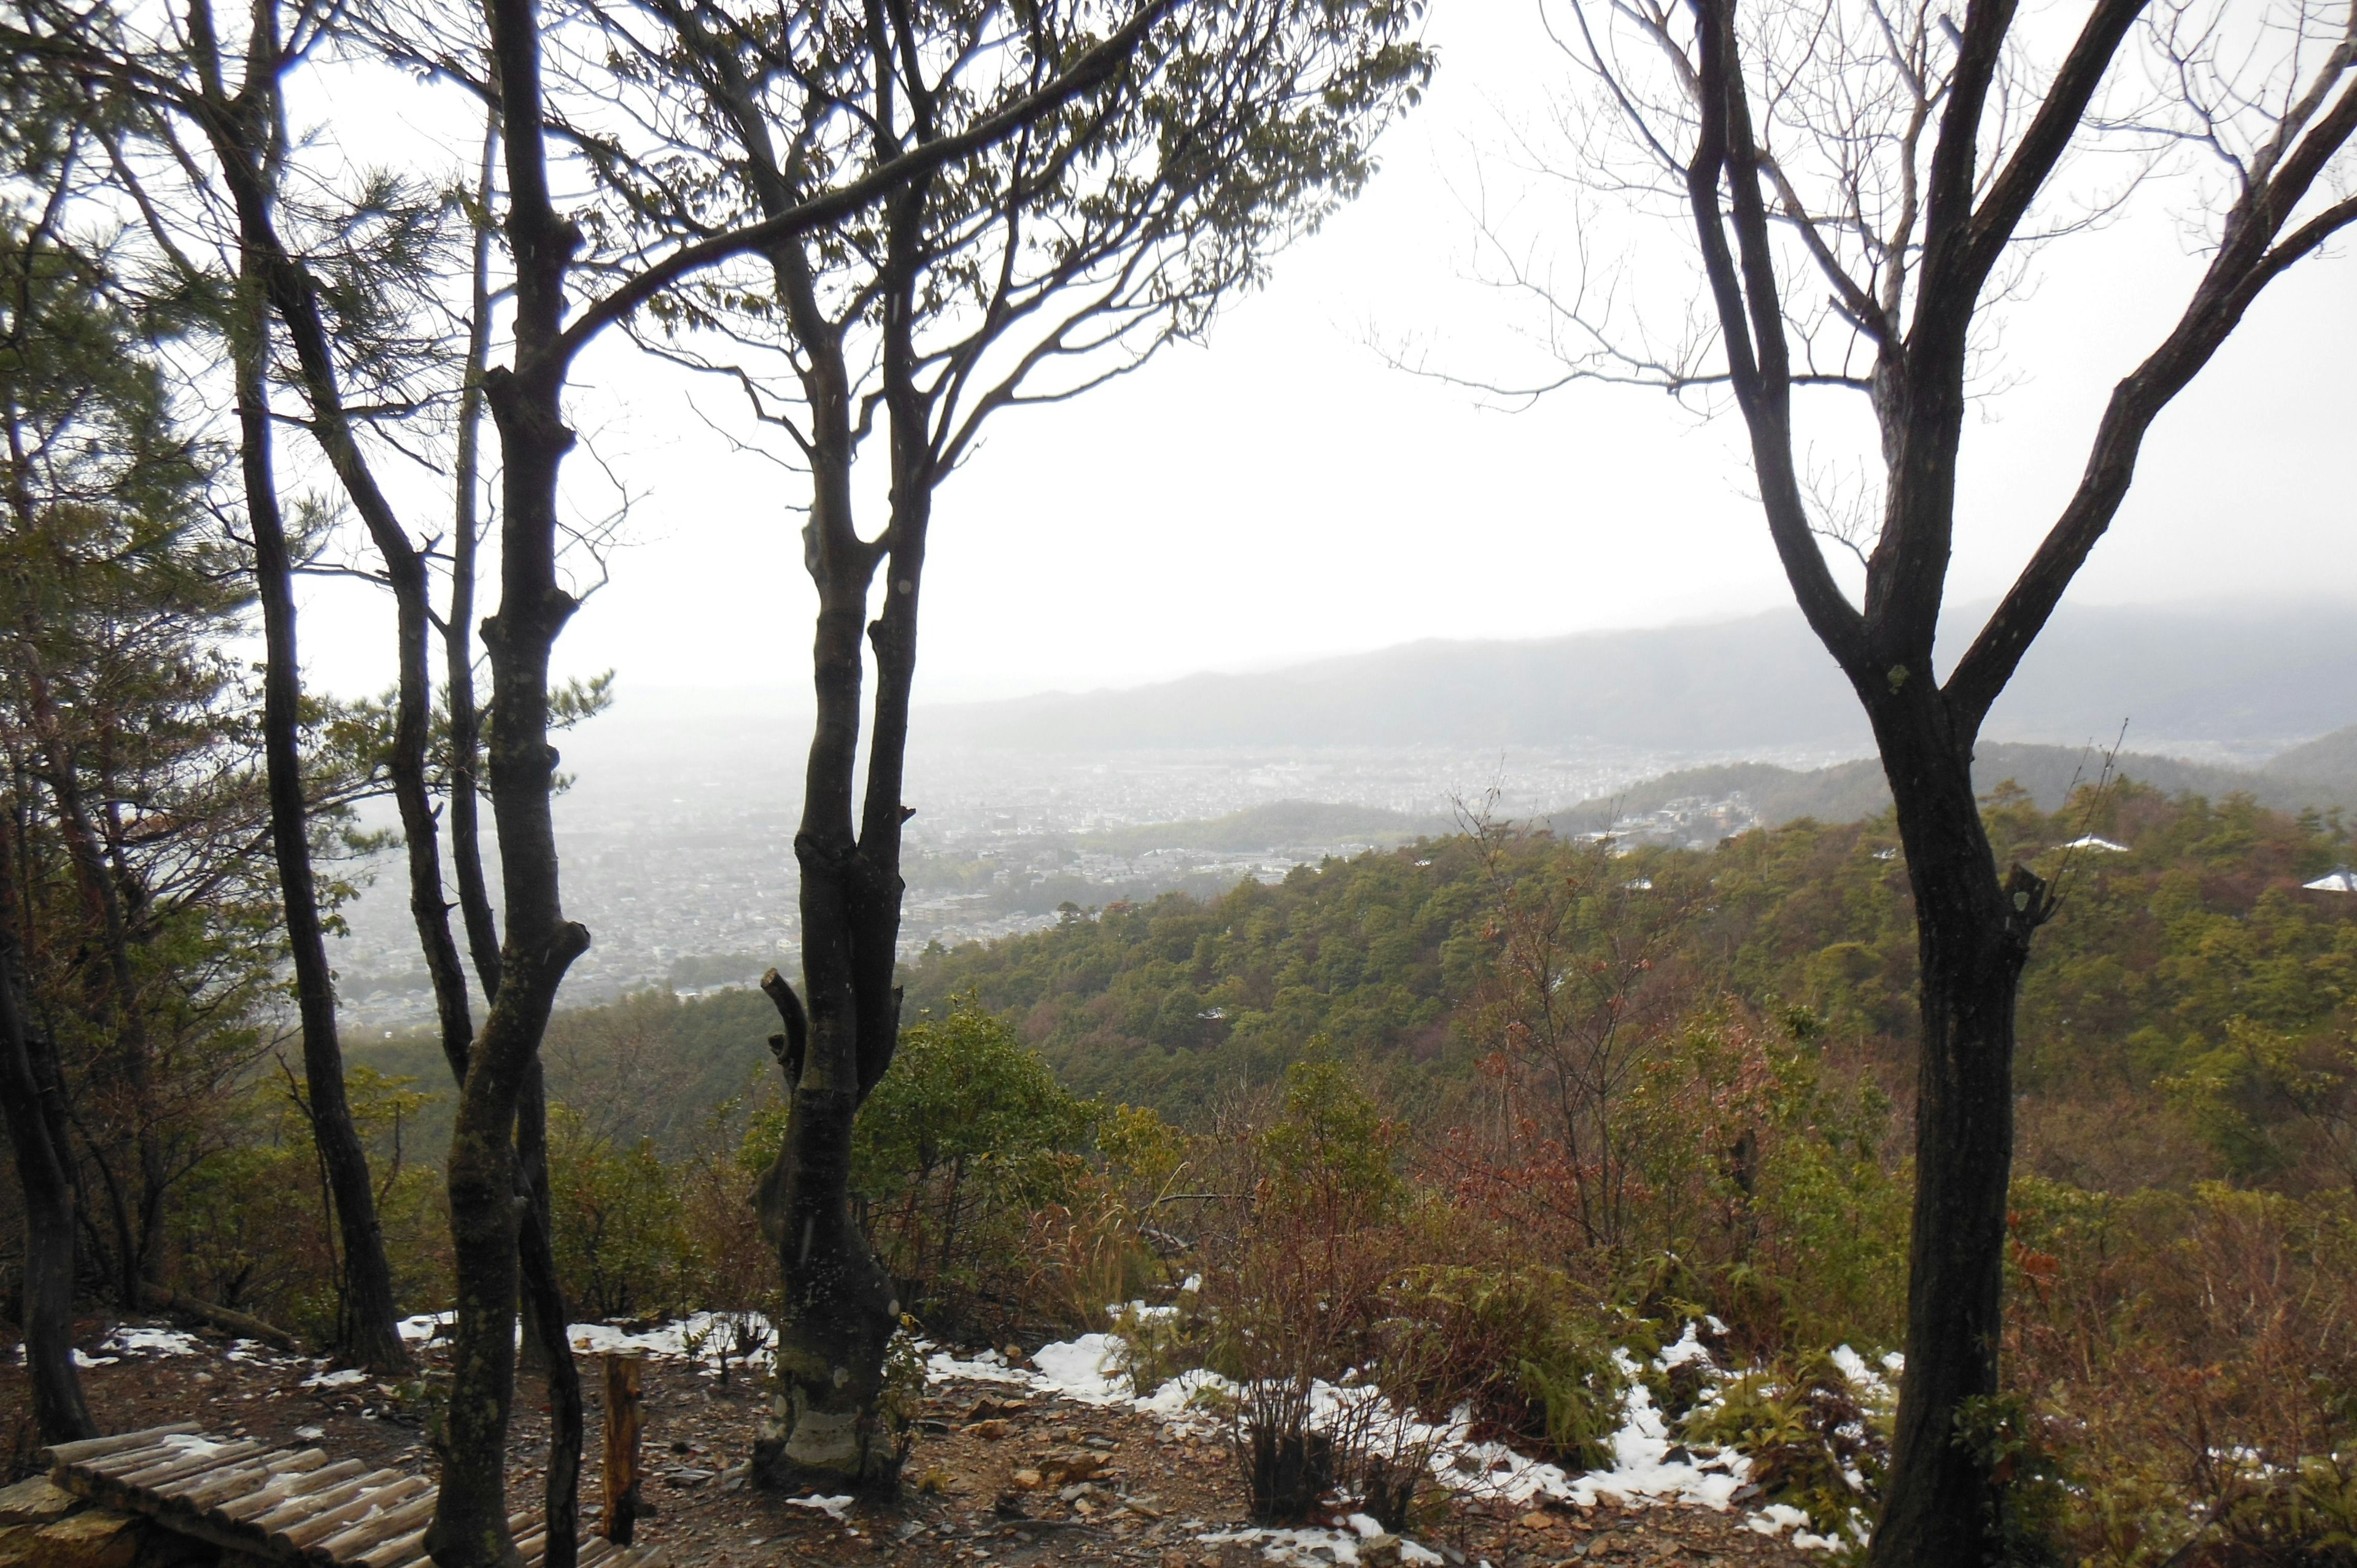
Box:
1469, 0, 2357, 1555
258, 0, 1188, 1553
1463, 813, 1700, 1249
568, 0, 1429, 1487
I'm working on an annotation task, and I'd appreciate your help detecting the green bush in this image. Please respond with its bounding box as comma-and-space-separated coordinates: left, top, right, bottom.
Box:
1681, 1350, 1889, 1550
741, 998, 1099, 1327
1395, 1262, 1630, 1471
547, 1106, 689, 1318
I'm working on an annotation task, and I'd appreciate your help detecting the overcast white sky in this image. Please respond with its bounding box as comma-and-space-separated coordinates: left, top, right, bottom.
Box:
293, 0, 2357, 709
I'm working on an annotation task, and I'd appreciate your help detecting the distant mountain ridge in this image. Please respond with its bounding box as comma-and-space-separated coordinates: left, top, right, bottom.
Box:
915, 601, 2357, 755
1550, 735, 2357, 835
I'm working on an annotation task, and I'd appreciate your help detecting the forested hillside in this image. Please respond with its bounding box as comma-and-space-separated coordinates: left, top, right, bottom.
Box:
478, 775, 2357, 1200
897, 781, 2354, 1183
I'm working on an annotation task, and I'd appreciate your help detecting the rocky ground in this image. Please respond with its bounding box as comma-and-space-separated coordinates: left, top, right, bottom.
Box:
3, 1318, 1821, 1568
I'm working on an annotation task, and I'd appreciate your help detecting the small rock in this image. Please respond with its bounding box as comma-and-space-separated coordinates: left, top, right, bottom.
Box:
1010, 1470, 1044, 1491
1360, 1533, 1403, 1567
964, 1420, 1011, 1440
1521, 1512, 1559, 1531
967, 1398, 1029, 1421
0, 1481, 77, 1528
23, 1509, 142, 1568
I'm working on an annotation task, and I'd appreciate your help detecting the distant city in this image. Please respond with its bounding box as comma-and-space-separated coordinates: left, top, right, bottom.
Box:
329, 600, 2357, 1034
328, 740, 1839, 1034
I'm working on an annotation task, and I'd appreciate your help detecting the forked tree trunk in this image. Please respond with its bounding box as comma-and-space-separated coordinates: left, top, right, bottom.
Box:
234, 280, 412, 1377
751, 507, 907, 1489
0, 817, 96, 1444
749, 218, 932, 1484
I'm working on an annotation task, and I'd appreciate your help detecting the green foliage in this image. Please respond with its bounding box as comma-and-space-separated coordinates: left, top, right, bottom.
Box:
1952, 1393, 2073, 1568
742, 998, 1101, 1326
1255, 1050, 1401, 1218
169, 1066, 447, 1338
1683, 1351, 1891, 1551
1395, 1263, 1630, 1470
546, 1107, 690, 1318
908, 782, 2355, 1202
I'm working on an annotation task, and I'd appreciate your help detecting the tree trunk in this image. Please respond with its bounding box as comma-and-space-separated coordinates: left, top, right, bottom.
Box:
449, 129, 504, 1007
516, 1059, 581, 1568
425, 0, 592, 1551
0, 813, 96, 1444
35, 716, 155, 1311
752, 549, 904, 1489
1863, 696, 2043, 1568
751, 188, 935, 1491
234, 280, 411, 1377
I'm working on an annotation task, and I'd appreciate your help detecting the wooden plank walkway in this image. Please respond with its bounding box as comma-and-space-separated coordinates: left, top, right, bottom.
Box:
41, 1424, 665, 1568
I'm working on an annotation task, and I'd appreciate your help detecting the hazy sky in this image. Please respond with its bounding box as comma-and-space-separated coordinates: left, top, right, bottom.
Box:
295, 1, 2357, 709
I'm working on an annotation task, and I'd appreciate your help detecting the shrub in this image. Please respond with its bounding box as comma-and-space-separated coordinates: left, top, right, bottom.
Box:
1393, 1262, 1628, 1470
1681, 1350, 1890, 1548
741, 998, 1100, 1334
546, 1106, 689, 1318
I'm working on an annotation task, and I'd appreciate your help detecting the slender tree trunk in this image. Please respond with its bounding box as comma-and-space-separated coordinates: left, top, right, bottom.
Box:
449, 125, 504, 1006
0, 808, 96, 1443
516, 1059, 580, 1568
1864, 696, 2042, 1568
426, 2, 591, 1554
234, 277, 411, 1375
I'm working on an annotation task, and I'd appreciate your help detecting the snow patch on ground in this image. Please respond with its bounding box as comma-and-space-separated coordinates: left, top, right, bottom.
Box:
784, 1494, 856, 1527
397, 1313, 453, 1343
398, 1308, 778, 1374
101, 1326, 206, 1358
563, 1310, 774, 1370
926, 1321, 1878, 1554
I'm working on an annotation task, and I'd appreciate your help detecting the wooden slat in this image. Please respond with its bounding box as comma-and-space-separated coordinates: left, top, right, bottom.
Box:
255, 1470, 398, 1536
121, 1440, 268, 1489
267, 1450, 331, 1475
83, 1440, 191, 1477
219, 1459, 368, 1523
576, 1538, 615, 1568
284, 1478, 432, 1552
166, 1458, 284, 1510
45, 1424, 203, 1465
355, 1527, 428, 1568
309, 1488, 437, 1562
378, 1518, 524, 1568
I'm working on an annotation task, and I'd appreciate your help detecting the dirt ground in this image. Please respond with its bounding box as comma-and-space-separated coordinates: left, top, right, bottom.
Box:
2, 1316, 1822, 1568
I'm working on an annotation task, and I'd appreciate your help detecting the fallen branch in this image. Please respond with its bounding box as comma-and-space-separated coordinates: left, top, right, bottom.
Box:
139, 1281, 302, 1353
